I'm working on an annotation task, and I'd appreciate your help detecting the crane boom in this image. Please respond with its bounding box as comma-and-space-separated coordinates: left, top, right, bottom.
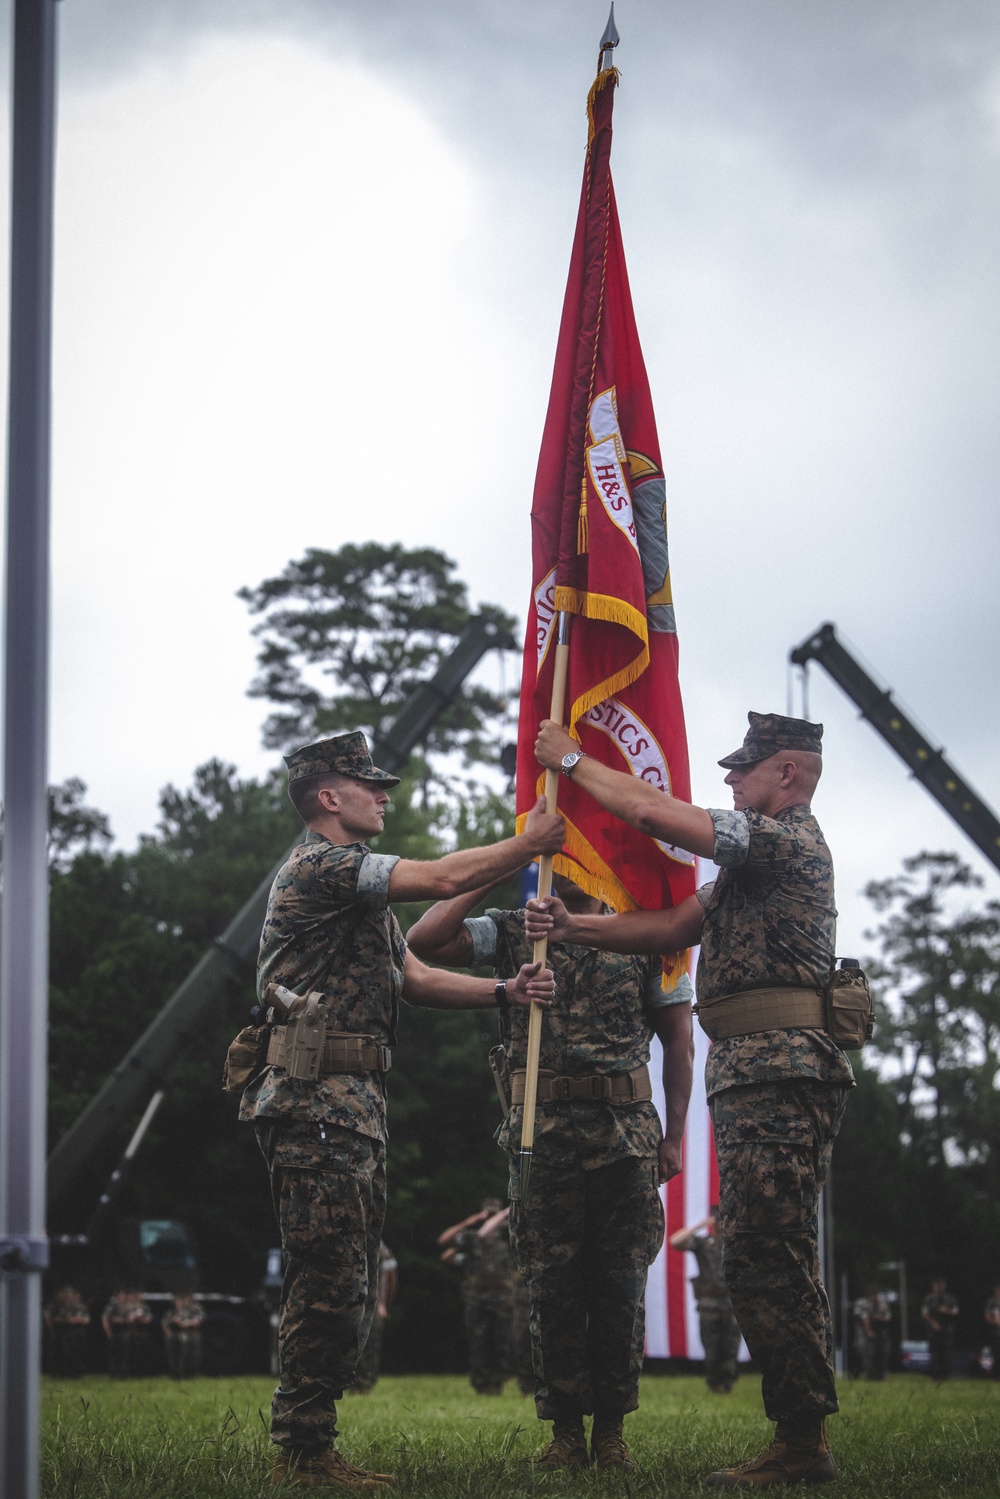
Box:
790, 622, 1000, 873
47, 611, 515, 1211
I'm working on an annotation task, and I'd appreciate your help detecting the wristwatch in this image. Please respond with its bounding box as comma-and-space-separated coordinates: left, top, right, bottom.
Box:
561, 750, 587, 778
494, 980, 508, 1008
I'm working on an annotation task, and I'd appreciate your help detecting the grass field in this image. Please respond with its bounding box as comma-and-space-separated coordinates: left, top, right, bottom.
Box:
42, 1371, 1000, 1497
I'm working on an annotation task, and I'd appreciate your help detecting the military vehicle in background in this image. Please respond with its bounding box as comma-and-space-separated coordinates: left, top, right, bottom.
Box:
45, 613, 516, 1374
791, 622, 1000, 874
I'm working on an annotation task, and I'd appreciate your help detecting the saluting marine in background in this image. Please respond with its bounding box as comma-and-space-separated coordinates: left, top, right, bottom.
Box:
669, 1207, 741, 1394
438, 1200, 519, 1396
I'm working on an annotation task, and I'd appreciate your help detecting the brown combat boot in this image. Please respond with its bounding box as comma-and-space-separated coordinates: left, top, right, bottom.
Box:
533, 1420, 589, 1471
705, 1418, 837, 1488
270, 1447, 396, 1489
591, 1416, 636, 1471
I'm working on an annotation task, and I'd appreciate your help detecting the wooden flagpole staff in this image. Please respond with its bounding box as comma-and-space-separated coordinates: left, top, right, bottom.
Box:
519, 610, 571, 1201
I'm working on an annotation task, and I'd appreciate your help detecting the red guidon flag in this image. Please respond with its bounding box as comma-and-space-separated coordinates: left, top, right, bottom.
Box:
515, 63, 696, 976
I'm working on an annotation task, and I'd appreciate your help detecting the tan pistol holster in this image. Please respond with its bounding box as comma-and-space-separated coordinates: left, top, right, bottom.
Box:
264, 981, 391, 1078
224, 981, 392, 1095
509, 1063, 651, 1106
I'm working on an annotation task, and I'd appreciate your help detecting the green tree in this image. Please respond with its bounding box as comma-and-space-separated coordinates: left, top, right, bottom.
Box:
47, 762, 299, 1235
238, 541, 516, 765
864, 851, 1000, 1184
47, 777, 113, 873
842, 850, 1000, 1346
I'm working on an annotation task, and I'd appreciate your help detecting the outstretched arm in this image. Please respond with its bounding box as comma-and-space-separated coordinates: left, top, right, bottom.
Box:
437, 1210, 488, 1248
669, 1220, 709, 1251
402, 949, 553, 1010
525, 892, 705, 955
535, 720, 716, 857
388, 796, 563, 902
406, 885, 498, 965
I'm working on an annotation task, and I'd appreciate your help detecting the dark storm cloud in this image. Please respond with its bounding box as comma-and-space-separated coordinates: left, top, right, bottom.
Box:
50, 0, 1000, 923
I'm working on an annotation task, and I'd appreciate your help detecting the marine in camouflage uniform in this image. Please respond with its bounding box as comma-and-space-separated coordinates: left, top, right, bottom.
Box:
101, 1290, 153, 1379
457, 1211, 517, 1395
852, 1289, 891, 1381
162, 1293, 205, 1379
44, 1286, 91, 1378
439, 1200, 518, 1394
531, 710, 854, 1487
408, 878, 694, 1471
240, 731, 564, 1491
669, 1209, 741, 1392
921, 1279, 959, 1382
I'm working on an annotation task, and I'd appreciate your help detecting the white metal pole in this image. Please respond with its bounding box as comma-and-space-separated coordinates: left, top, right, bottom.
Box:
0, 4, 58, 1498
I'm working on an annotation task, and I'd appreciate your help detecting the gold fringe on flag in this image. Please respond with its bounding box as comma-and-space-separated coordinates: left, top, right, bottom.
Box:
551, 585, 650, 732
514, 804, 691, 989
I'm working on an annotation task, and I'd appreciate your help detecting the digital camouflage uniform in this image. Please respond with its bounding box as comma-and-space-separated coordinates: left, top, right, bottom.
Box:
677, 1230, 741, 1392
465, 907, 690, 1423
453, 1219, 518, 1393
852, 1293, 890, 1381
162, 1295, 205, 1379
44, 1287, 91, 1378
921, 1287, 959, 1381
102, 1291, 153, 1379
241, 832, 404, 1456
697, 802, 853, 1426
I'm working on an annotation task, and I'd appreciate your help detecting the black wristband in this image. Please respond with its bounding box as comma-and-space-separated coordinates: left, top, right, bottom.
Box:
494, 980, 508, 1008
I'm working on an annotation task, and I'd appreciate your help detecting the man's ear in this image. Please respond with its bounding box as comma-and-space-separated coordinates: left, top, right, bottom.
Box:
316, 785, 341, 814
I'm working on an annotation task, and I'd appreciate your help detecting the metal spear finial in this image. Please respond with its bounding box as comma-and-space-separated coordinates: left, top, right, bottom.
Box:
599, 4, 620, 71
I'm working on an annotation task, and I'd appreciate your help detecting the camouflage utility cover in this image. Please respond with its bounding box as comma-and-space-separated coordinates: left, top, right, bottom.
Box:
717, 711, 823, 768
284, 730, 400, 787
241, 832, 406, 1141
696, 804, 854, 1099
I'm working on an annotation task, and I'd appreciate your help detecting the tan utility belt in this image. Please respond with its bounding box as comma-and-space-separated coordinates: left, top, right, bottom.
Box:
693, 986, 825, 1042
266, 1029, 392, 1076
510, 1064, 651, 1106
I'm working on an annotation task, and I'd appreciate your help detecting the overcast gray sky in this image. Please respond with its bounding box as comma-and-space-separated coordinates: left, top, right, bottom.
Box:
3, 0, 999, 952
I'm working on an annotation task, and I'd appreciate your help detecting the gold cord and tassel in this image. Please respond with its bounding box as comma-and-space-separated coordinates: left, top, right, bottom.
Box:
577, 477, 590, 554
